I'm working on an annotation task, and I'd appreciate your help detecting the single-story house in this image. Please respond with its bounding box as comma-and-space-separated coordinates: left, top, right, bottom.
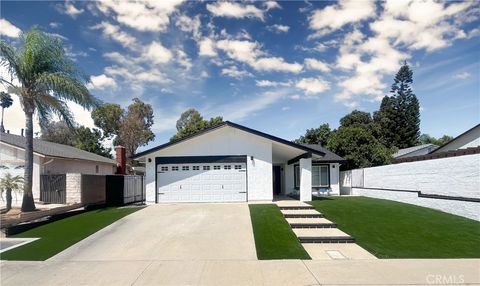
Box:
392, 144, 438, 160
133, 121, 346, 203
0, 132, 117, 203
430, 124, 480, 153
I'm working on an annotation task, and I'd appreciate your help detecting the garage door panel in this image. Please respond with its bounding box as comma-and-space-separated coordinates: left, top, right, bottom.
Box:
157, 162, 247, 203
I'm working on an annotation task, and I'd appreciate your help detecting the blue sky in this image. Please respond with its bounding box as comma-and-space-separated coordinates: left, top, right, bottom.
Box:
1, 0, 479, 151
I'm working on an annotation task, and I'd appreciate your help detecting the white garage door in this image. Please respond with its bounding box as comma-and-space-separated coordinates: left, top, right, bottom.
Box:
156, 162, 247, 202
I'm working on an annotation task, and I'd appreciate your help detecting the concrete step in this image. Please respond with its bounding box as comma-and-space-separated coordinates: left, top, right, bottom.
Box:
286, 218, 336, 228
293, 228, 355, 243
281, 209, 321, 215
284, 213, 324, 218
278, 205, 315, 210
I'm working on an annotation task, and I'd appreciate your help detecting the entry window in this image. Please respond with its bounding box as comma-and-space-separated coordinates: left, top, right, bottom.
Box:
214, 165, 221, 170
224, 165, 231, 170
172, 166, 179, 171
235, 165, 242, 170
203, 166, 210, 171
161, 166, 168, 171
193, 166, 200, 171
182, 166, 189, 171
312, 165, 329, 187
294, 165, 300, 189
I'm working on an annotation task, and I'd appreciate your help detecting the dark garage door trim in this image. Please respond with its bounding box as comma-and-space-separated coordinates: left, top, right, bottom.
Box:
155, 155, 248, 203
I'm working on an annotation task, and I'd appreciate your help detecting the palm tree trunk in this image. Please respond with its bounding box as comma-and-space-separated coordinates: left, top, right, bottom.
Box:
6, 188, 12, 212
21, 111, 36, 212
0, 107, 5, 133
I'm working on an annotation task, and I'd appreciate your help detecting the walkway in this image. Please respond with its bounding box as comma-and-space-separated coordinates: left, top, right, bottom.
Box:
275, 199, 376, 260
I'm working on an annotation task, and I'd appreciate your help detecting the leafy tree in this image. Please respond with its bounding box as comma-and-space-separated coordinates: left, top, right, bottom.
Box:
327, 127, 393, 170
375, 63, 420, 149
116, 98, 155, 158
0, 28, 97, 211
339, 110, 372, 128
294, 124, 331, 146
75, 127, 112, 158
41, 122, 112, 158
0, 173, 23, 212
171, 108, 223, 141
0, 91, 13, 133
91, 103, 124, 138
41, 121, 77, 146
418, 134, 453, 146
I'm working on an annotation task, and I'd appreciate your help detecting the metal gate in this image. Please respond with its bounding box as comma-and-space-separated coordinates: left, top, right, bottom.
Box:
40, 174, 66, 204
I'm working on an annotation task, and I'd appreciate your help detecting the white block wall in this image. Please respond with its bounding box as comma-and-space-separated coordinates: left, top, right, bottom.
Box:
66, 173, 82, 204
361, 154, 480, 198
329, 163, 340, 195
353, 188, 480, 221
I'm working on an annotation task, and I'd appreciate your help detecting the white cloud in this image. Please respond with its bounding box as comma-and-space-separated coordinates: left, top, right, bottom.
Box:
198, 38, 217, 57
221, 66, 253, 78
175, 14, 201, 40
213, 90, 286, 121
87, 74, 116, 90
289, 94, 301, 100
252, 57, 303, 73
256, 80, 291, 87
216, 39, 303, 73
57, 2, 84, 18
331, 0, 475, 107
281, 106, 290, 111
295, 77, 330, 95
207, 2, 265, 20
304, 58, 331, 72
92, 22, 137, 49
49, 22, 61, 29
95, 0, 185, 32
144, 41, 173, 64
453, 72, 471, 80
264, 1, 281, 10
176, 50, 192, 70
216, 39, 262, 62
0, 18, 21, 38
308, 0, 376, 38
268, 24, 290, 33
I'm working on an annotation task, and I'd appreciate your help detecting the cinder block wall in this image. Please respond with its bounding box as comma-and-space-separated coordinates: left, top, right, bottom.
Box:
65, 173, 106, 205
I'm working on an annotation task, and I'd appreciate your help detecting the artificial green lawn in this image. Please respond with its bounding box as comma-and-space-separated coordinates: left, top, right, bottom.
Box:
1, 207, 142, 261
309, 196, 480, 258
249, 204, 310, 260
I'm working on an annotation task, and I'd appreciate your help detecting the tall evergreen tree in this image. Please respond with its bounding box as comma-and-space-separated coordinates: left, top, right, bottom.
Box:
374, 63, 420, 149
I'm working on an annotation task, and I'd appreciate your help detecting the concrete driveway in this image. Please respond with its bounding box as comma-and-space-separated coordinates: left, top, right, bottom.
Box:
50, 203, 257, 261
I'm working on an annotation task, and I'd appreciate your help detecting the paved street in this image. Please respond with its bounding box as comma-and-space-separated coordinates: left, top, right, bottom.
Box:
2, 259, 479, 285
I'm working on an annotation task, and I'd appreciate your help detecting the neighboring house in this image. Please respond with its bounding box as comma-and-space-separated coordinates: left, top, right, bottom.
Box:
392, 144, 438, 160
0, 132, 117, 202
133, 121, 346, 203
431, 124, 480, 153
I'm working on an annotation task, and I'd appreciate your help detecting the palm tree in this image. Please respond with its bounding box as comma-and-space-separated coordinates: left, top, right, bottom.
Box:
0, 28, 97, 212
0, 91, 13, 132
0, 173, 24, 213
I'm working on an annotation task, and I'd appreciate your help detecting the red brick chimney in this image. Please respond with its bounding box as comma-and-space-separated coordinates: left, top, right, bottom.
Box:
115, 146, 127, 175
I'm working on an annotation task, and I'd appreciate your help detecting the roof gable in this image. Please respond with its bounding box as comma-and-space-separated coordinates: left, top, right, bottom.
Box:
1, 132, 116, 165
133, 121, 326, 159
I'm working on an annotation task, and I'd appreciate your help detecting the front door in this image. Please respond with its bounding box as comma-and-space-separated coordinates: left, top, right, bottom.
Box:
272, 166, 281, 195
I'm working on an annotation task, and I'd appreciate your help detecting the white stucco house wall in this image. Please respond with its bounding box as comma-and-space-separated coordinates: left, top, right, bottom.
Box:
0, 132, 117, 205
133, 121, 345, 203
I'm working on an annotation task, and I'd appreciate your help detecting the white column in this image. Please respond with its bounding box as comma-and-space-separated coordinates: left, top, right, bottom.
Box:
329, 163, 340, 195
299, 158, 312, 201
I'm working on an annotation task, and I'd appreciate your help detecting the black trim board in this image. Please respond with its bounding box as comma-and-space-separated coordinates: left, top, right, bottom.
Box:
288, 152, 311, 165
155, 155, 247, 165
353, 187, 480, 203
133, 121, 326, 159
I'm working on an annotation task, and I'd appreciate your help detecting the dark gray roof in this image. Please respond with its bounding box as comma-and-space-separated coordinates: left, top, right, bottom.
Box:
300, 144, 346, 163
0, 132, 116, 165
393, 144, 438, 158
